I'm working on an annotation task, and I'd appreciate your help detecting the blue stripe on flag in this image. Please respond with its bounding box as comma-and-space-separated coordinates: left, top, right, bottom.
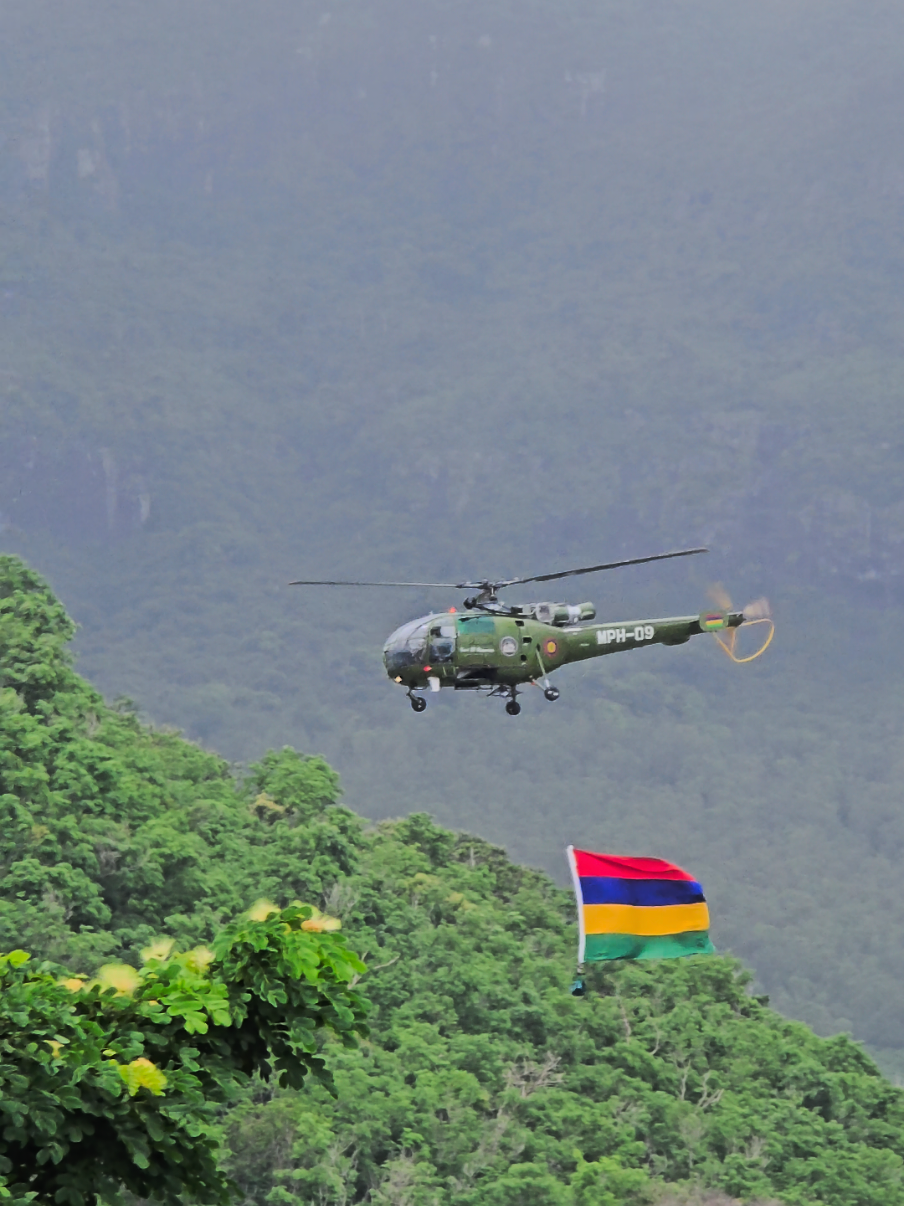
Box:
579, 876, 705, 907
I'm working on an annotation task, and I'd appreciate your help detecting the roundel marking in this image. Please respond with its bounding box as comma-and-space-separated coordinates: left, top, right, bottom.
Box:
543, 638, 560, 658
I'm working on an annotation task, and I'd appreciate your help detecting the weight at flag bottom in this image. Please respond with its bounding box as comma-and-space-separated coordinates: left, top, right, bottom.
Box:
566, 846, 715, 962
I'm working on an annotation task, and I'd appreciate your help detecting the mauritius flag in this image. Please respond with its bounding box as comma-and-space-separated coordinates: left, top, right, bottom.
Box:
566, 846, 715, 962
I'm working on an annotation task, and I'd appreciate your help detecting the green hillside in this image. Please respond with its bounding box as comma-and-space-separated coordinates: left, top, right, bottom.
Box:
2, 0, 904, 1069
4, 556, 904, 1205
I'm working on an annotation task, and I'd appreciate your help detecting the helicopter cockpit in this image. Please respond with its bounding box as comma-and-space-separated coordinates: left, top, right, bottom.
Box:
383, 614, 456, 677
383, 617, 429, 675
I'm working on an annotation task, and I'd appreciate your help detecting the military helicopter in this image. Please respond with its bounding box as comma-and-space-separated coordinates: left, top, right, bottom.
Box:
290, 547, 773, 714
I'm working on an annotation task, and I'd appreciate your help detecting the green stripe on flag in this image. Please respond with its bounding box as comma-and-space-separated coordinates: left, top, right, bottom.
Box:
584, 930, 715, 962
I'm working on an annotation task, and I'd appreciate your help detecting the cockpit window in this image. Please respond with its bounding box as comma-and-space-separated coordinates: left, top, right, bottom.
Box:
383, 618, 426, 653
429, 622, 456, 663
383, 617, 432, 673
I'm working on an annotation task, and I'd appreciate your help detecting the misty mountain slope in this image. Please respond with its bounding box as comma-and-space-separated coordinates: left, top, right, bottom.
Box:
2, 0, 904, 1065
4, 0, 904, 569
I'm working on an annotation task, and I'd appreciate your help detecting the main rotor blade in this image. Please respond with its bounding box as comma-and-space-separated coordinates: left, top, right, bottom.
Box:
503, 546, 708, 588
289, 547, 707, 592
288, 579, 461, 588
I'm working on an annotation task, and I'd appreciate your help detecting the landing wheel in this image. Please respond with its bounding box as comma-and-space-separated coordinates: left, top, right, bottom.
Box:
505, 699, 521, 716
410, 695, 427, 713
544, 687, 560, 702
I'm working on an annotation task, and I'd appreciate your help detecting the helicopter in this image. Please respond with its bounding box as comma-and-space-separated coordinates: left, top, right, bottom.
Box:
289, 547, 773, 714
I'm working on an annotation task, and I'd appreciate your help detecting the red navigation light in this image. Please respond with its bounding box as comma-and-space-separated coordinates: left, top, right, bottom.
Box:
423, 666, 432, 672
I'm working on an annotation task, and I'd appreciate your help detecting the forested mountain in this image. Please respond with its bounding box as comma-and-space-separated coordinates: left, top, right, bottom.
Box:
2, 1, 904, 1068
3, 556, 904, 1206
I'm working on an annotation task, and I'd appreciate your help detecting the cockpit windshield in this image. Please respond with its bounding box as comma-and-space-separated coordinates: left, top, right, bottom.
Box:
383, 616, 432, 674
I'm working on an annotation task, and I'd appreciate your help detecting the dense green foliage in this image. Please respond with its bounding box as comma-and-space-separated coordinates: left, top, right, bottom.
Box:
219, 822, 904, 1206
0, 914, 366, 1206
3, 557, 904, 1206
0, 556, 362, 968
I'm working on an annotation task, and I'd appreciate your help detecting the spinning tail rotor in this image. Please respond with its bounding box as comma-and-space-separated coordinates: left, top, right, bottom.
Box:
706, 585, 774, 663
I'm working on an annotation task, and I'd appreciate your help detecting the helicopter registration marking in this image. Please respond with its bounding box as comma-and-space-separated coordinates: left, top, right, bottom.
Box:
597, 625, 655, 646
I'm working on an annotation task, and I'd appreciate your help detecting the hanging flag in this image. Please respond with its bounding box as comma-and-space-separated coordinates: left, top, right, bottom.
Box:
566, 846, 715, 963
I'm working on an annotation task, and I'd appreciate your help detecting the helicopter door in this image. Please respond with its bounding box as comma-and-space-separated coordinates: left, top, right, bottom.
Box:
455, 615, 497, 666
428, 620, 456, 664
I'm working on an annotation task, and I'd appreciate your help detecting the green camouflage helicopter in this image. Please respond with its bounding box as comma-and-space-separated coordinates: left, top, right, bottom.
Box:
290, 547, 773, 714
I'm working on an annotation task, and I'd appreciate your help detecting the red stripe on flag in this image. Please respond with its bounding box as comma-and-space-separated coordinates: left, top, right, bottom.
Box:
572, 849, 695, 881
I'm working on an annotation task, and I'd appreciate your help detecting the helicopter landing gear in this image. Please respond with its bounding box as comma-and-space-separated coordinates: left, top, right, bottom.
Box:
409, 693, 427, 713
505, 699, 521, 716
544, 686, 560, 702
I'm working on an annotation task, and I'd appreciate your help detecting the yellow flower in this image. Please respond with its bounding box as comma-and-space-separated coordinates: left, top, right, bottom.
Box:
140, 937, 176, 963
118, 1057, 167, 1096
247, 899, 279, 921
45, 1040, 63, 1058
94, 964, 141, 995
300, 906, 341, 933
251, 791, 286, 815
183, 945, 215, 972
59, 976, 87, 992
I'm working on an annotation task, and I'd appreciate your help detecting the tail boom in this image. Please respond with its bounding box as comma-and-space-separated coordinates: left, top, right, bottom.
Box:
560, 612, 744, 664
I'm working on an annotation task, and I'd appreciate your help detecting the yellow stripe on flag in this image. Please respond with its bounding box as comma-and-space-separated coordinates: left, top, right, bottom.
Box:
582, 901, 710, 937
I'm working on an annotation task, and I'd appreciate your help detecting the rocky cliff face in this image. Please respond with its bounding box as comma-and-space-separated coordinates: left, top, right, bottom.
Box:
0, 434, 149, 544
3, 405, 902, 602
